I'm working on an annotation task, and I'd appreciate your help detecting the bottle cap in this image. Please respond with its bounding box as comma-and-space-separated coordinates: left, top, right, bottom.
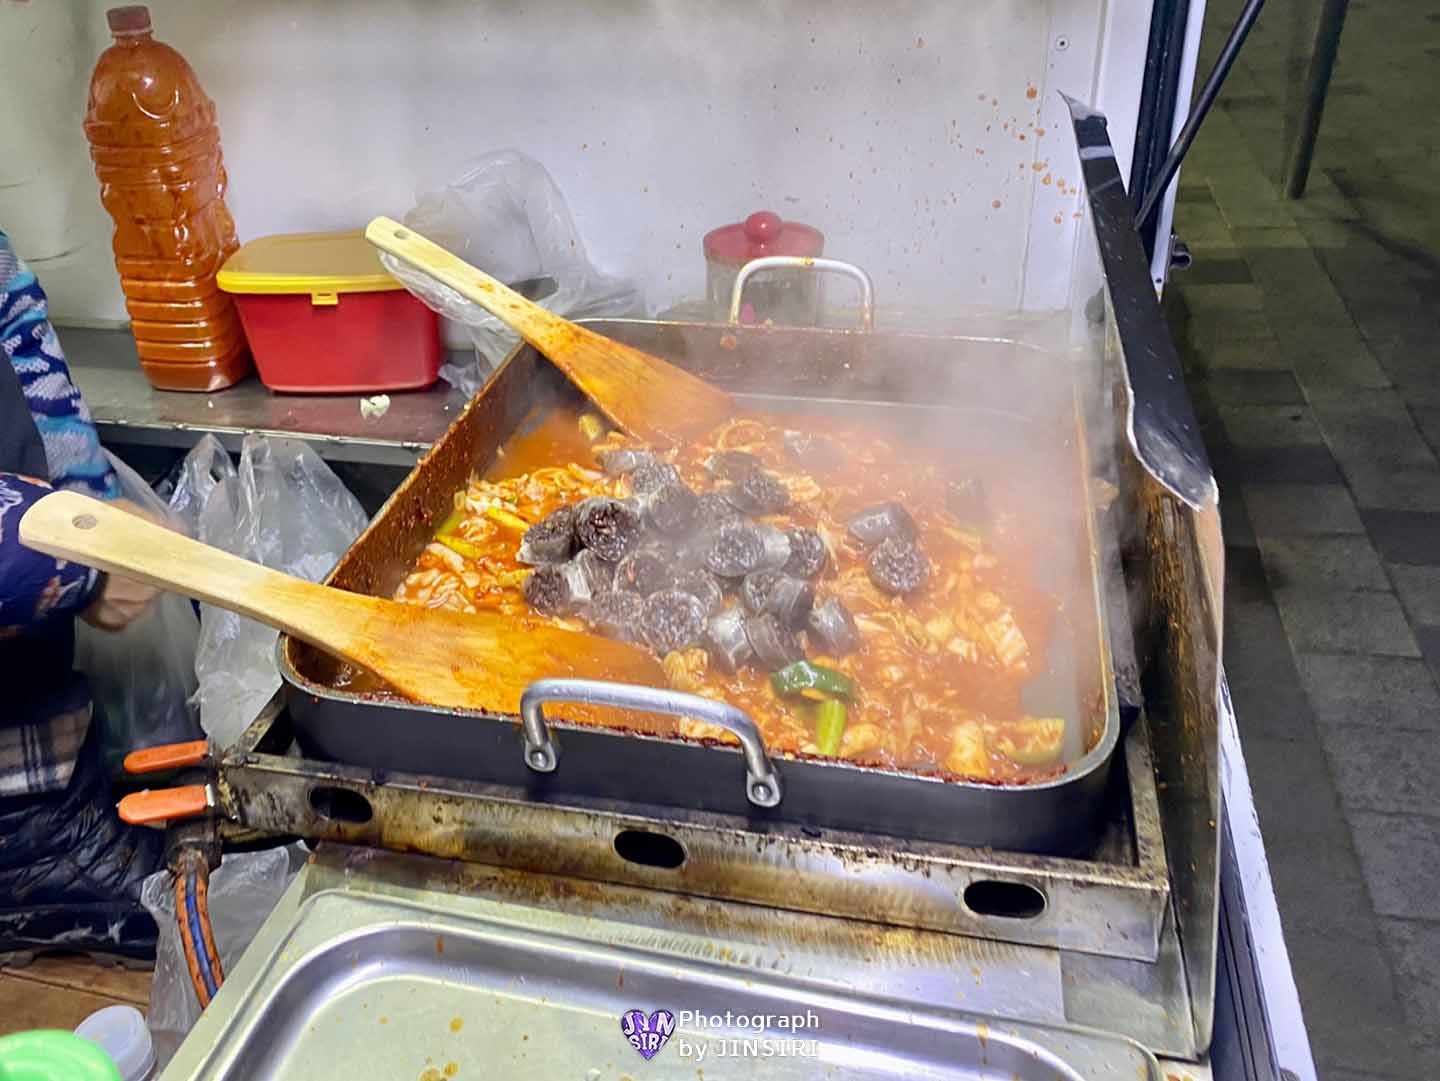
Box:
76, 1005, 155, 1081
107, 6, 153, 36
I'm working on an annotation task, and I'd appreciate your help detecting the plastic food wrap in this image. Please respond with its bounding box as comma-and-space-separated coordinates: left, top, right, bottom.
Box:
163, 433, 235, 541
141, 845, 303, 1069
73, 452, 203, 777
173, 435, 369, 748
378, 149, 645, 395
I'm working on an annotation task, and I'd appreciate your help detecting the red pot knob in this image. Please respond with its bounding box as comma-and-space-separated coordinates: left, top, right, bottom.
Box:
743, 211, 783, 245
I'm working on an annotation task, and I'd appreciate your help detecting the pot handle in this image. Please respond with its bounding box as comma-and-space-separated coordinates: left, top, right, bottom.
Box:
518, 678, 783, 808
727, 256, 876, 331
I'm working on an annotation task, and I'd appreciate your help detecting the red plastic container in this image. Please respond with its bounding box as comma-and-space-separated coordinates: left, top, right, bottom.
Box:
217, 230, 442, 393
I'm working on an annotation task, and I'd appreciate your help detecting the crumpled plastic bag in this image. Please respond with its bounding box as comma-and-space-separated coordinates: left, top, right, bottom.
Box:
379, 149, 645, 395
141, 845, 304, 1069
171, 434, 369, 749
163, 432, 235, 541
73, 452, 203, 777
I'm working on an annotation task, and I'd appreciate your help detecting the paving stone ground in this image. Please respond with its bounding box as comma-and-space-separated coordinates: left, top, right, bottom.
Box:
1168, 0, 1440, 1075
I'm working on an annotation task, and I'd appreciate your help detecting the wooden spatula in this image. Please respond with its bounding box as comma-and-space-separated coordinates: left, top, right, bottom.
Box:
20, 490, 663, 714
365, 215, 734, 445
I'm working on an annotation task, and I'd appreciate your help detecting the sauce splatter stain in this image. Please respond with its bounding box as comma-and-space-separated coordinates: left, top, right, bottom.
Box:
1042, 173, 1053, 185
435, 936, 445, 956
991, 199, 1003, 209
379, 1016, 389, 1025
444, 1065, 459, 1078
450, 1017, 464, 1033
1026, 85, 1038, 99
420, 1070, 444, 1081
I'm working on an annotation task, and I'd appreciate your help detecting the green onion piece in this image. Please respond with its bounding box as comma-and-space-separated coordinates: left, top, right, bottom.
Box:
436, 507, 464, 537
435, 533, 485, 562
815, 699, 848, 757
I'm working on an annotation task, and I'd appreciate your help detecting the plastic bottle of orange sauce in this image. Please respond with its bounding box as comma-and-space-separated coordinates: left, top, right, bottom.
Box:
84, 5, 250, 391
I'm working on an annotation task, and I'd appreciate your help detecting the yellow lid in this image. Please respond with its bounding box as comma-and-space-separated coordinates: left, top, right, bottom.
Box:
217, 230, 401, 295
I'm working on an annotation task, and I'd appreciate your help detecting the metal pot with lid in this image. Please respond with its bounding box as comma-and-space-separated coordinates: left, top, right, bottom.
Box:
703, 210, 824, 325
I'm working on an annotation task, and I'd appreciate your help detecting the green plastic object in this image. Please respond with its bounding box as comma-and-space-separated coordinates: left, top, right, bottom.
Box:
0, 1030, 121, 1081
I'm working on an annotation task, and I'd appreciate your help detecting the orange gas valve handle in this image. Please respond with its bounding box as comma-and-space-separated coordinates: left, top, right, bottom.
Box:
123, 740, 210, 775
118, 785, 213, 826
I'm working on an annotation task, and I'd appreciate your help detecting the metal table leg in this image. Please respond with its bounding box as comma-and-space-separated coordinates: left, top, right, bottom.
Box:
1284, 0, 1351, 198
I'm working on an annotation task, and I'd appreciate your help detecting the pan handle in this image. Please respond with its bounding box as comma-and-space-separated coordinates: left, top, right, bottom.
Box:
519, 678, 783, 808
727, 256, 876, 332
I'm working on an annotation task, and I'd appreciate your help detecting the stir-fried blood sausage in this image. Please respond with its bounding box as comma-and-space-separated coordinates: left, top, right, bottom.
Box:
587, 589, 645, 641
523, 565, 574, 615
807, 598, 861, 655
783, 527, 826, 578
575, 497, 642, 562
745, 613, 804, 668
641, 590, 708, 653
517, 505, 577, 565
703, 521, 766, 578
867, 537, 931, 595
847, 502, 918, 549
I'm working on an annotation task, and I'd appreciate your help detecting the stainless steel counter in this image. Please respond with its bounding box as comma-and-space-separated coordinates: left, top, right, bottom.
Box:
156, 687, 1308, 1081
60, 327, 469, 467
159, 843, 1169, 1081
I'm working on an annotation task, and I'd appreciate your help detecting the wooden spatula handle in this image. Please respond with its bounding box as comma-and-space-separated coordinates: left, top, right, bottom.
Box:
366, 215, 734, 446
19, 489, 331, 639
365, 215, 578, 353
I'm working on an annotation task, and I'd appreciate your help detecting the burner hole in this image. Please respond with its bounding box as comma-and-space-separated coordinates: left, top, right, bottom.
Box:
613, 829, 686, 870
963, 880, 1046, 919
308, 785, 373, 824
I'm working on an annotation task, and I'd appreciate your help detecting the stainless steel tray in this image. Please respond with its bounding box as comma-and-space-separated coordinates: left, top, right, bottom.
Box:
163, 851, 1164, 1081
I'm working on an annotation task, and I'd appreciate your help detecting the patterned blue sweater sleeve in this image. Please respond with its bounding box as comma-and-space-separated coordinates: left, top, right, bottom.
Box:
0, 229, 119, 500
0, 474, 103, 637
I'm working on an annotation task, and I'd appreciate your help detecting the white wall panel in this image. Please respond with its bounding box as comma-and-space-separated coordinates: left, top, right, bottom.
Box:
3, 0, 1156, 327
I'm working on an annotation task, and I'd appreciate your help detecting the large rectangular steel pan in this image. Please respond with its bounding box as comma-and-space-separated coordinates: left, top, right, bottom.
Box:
280, 320, 1120, 854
